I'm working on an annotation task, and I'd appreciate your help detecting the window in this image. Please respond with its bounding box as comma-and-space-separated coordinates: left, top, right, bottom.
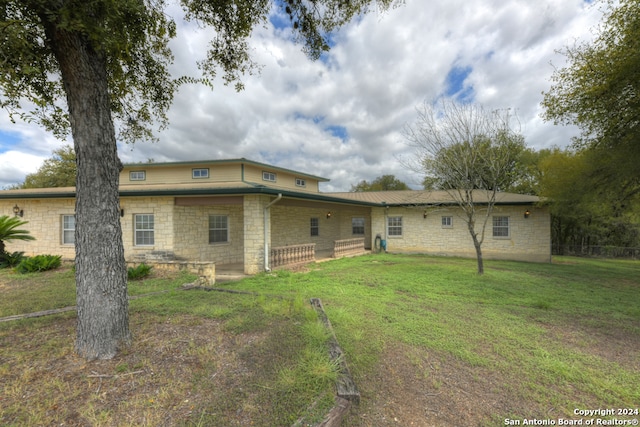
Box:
493, 216, 510, 238
262, 171, 277, 182
130, 171, 146, 181
295, 178, 306, 187
388, 216, 403, 236
134, 214, 154, 246
192, 168, 209, 179
352, 217, 365, 235
310, 217, 319, 236
442, 216, 453, 228
209, 215, 229, 243
62, 215, 75, 245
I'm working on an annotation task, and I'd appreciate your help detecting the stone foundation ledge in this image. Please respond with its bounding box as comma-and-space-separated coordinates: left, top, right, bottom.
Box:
126, 260, 215, 285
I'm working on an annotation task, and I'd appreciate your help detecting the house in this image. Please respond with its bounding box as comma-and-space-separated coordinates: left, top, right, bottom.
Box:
0, 158, 550, 277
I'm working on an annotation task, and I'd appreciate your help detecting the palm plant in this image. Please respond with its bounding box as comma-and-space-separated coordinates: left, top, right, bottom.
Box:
0, 215, 36, 255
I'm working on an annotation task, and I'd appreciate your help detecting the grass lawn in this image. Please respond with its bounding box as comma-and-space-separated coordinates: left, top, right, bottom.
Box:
0, 254, 638, 426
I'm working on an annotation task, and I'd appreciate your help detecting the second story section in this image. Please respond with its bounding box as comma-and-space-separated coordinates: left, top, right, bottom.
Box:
120, 158, 328, 193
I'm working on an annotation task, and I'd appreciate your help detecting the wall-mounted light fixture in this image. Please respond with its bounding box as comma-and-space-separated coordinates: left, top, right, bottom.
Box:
326, 211, 332, 219
423, 211, 428, 219
524, 209, 531, 219
12, 204, 23, 217
120, 208, 125, 217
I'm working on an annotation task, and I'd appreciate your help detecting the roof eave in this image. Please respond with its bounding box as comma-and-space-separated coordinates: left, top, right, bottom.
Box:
0, 186, 379, 207
385, 200, 539, 207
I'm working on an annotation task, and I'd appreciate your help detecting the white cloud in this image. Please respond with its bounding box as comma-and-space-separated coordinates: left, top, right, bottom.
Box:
0, 151, 45, 188
1, 0, 604, 191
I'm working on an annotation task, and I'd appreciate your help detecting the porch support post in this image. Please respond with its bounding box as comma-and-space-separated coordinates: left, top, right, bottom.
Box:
243, 195, 270, 275
263, 193, 282, 271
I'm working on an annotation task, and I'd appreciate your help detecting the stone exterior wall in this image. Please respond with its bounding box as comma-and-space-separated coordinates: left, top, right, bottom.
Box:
1, 195, 551, 272
243, 195, 270, 274
120, 196, 175, 261
0, 198, 76, 259
371, 205, 551, 263
271, 204, 337, 251
339, 208, 372, 249
126, 260, 216, 285
172, 204, 244, 263
270, 205, 371, 252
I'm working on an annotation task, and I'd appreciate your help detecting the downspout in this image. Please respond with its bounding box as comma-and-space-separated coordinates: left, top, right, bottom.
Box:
264, 193, 282, 271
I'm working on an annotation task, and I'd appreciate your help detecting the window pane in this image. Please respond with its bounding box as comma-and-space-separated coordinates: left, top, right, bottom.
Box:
63, 215, 75, 229
136, 230, 154, 245
493, 216, 510, 237
209, 215, 229, 243
263, 171, 276, 182
352, 217, 365, 235
135, 214, 154, 245
63, 230, 75, 244
388, 216, 402, 236
209, 229, 228, 243
62, 215, 75, 244
130, 171, 146, 181
193, 168, 209, 178
310, 217, 319, 236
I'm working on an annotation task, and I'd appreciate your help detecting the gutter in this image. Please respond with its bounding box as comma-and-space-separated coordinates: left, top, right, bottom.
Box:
0, 186, 381, 207
263, 193, 282, 272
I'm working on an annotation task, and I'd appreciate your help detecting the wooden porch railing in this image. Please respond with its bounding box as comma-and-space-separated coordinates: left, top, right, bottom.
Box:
270, 243, 316, 269
333, 238, 365, 258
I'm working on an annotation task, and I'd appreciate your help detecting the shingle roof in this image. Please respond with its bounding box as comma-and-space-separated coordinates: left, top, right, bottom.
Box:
326, 190, 540, 205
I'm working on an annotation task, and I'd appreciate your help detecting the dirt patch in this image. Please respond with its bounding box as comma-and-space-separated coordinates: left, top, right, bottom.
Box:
341, 343, 533, 427
0, 313, 277, 426
341, 318, 640, 427
540, 319, 640, 370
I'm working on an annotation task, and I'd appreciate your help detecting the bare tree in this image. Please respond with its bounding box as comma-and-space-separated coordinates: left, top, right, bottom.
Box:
403, 100, 525, 274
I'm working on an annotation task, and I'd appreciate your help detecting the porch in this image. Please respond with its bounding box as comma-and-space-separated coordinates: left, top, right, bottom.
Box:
269, 237, 366, 270
215, 239, 368, 281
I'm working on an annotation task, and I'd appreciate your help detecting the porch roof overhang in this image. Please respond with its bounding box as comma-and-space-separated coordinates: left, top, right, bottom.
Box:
0, 185, 541, 208
0, 183, 380, 207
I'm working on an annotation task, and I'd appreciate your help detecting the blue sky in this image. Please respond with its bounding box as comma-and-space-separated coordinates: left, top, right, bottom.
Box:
445, 66, 474, 103
0, 0, 604, 190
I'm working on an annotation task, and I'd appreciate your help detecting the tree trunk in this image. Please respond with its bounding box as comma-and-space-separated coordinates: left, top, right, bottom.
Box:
46, 23, 130, 359
473, 237, 484, 275
468, 223, 484, 275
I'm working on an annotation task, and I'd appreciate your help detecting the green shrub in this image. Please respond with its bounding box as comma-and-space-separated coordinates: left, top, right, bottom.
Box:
0, 251, 25, 268
128, 263, 153, 280
15, 255, 62, 274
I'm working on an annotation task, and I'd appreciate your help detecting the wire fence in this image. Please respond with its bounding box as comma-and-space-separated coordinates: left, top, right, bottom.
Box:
553, 245, 640, 259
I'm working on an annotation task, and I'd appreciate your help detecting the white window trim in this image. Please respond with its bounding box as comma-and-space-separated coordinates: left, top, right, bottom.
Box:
192, 168, 210, 179
262, 171, 277, 182
209, 214, 229, 244
492, 216, 511, 239
134, 214, 155, 246
442, 216, 453, 228
62, 214, 75, 245
295, 178, 306, 187
130, 171, 146, 181
387, 216, 403, 237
